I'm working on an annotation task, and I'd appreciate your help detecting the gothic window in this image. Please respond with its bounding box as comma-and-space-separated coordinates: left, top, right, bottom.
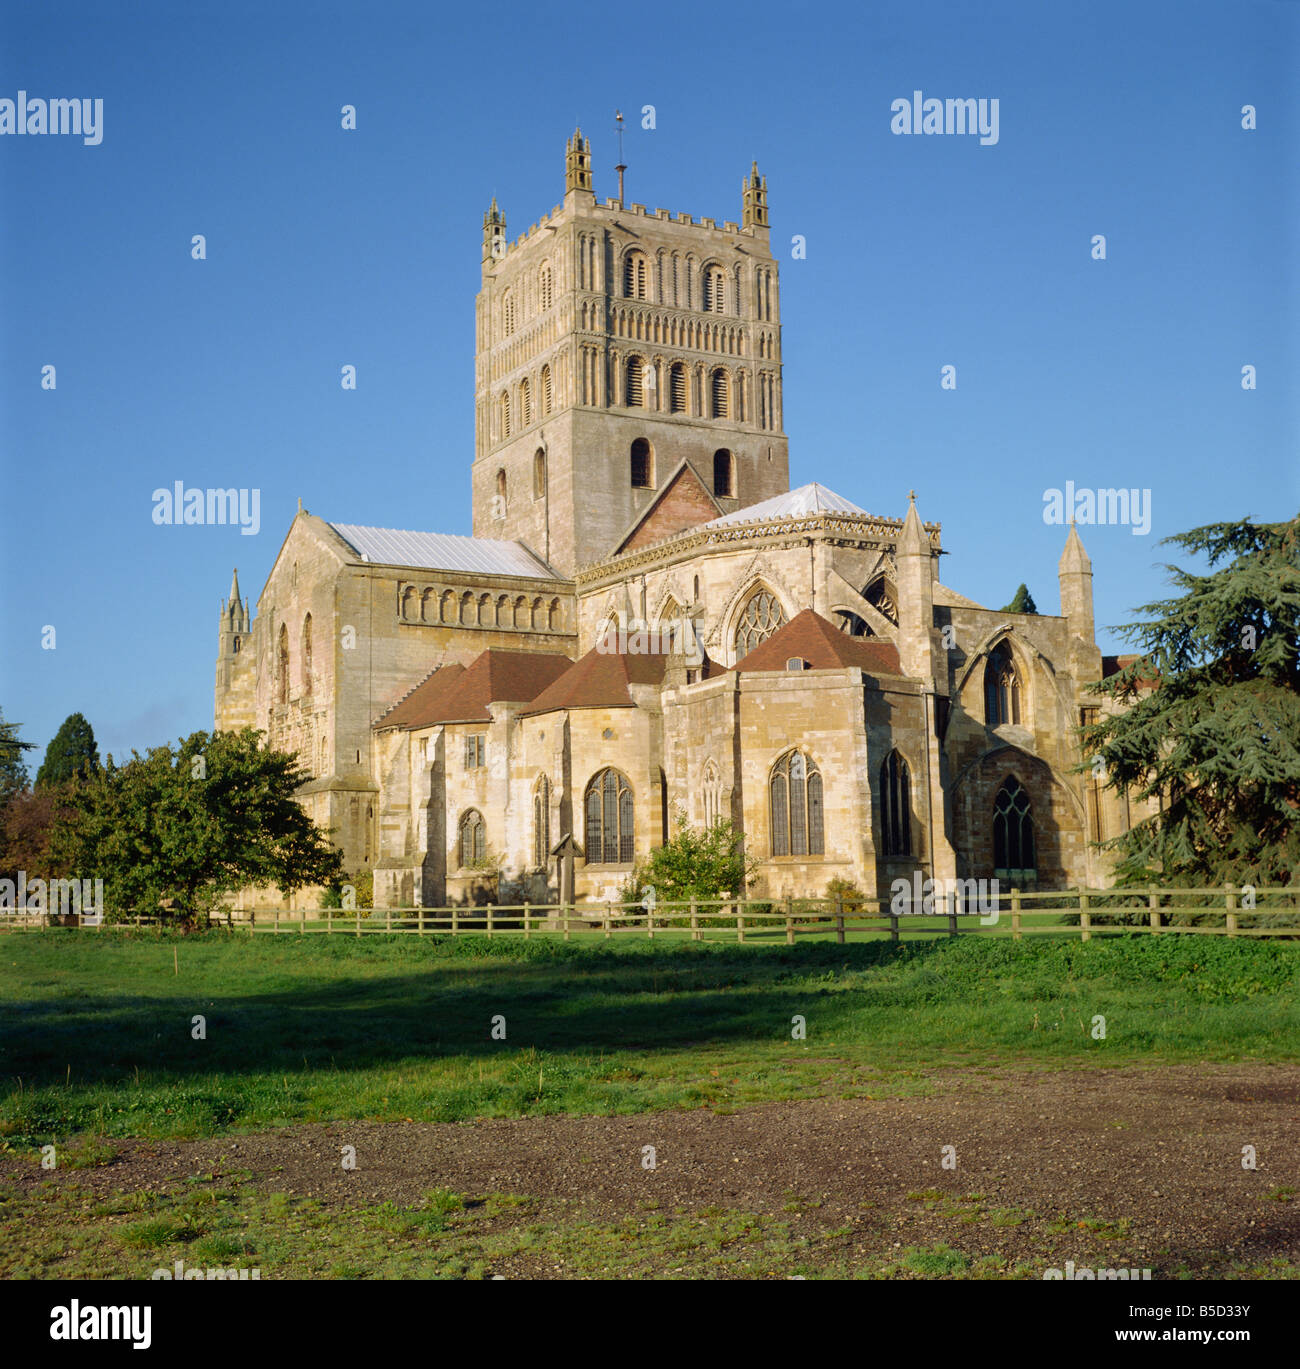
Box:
770, 750, 824, 857
669, 361, 686, 413
540, 364, 552, 415
985, 641, 1022, 726
624, 250, 649, 300
585, 768, 634, 865
277, 623, 289, 704
534, 774, 551, 869
734, 589, 786, 659
993, 777, 1035, 877
835, 611, 871, 637
710, 367, 729, 418
533, 448, 546, 500
539, 263, 553, 311
458, 809, 486, 868
630, 437, 653, 488
702, 265, 726, 313
880, 750, 911, 858
713, 448, 734, 497
301, 614, 313, 698
865, 578, 898, 626
519, 376, 531, 427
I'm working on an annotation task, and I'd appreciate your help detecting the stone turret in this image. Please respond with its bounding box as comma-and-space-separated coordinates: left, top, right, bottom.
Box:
1058, 521, 1103, 682
896, 492, 936, 684
214, 567, 256, 730
742, 161, 769, 231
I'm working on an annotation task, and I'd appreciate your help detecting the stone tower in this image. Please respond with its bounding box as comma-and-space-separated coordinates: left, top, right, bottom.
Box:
472, 129, 790, 576
214, 568, 256, 730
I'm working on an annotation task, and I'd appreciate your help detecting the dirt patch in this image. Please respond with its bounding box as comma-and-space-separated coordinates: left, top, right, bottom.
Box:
8, 1063, 1300, 1277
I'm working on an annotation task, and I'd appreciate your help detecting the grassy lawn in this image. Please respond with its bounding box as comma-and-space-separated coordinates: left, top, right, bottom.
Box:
2, 929, 1298, 1147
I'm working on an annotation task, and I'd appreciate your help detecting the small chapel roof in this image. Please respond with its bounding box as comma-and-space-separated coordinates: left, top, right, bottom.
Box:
520, 642, 678, 715
733, 608, 903, 676
328, 523, 560, 579
375, 650, 572, 729
701, 482, 869, 528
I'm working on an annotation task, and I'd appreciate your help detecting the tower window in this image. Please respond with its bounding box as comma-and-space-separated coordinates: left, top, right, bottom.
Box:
713, 448, 733, 497
710, 368, 729, 419
533, 448, 546, 500
630, 437, 653, 489
624, 251, 649, 300
540, 364, 552, 416
496, 467, 507, 511
519, 376, 531, 427
539, 264, 553, 311
669, 362, 686, 414
500, 392, 511, 440
625, 355, 646, 408
703, 265, 726, 313
503, 292, 515, 336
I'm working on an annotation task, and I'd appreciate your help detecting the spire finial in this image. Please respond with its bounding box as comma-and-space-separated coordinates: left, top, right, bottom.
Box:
908, 489, 916, 503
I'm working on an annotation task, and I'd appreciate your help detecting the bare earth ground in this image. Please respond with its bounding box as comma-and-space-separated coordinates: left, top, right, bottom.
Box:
7, 1064, 1300, 1277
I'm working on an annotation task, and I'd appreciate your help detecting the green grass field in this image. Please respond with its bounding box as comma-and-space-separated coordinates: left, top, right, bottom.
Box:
2, 929, 1297, 1146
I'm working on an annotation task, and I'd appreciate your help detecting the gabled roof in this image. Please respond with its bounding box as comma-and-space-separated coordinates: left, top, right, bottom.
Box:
374, 650, 572, 730
702, 482, 868, 529
521, 642, 678, 715
613, 459, 723, 554
328, 523, 560, 579
734, 609, 903, 676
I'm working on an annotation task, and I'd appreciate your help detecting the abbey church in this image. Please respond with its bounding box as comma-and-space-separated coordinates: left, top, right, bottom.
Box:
214, 130, 1145, 909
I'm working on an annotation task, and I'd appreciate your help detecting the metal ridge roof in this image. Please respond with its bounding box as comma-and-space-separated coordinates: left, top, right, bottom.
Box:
328, 523, 560, 579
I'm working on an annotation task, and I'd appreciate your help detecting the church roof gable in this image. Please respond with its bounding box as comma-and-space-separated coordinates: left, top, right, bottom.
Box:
373, 650, 572, 730
521, 640, 674, 715
734, 608, 902, 676
612, 460, 723, 554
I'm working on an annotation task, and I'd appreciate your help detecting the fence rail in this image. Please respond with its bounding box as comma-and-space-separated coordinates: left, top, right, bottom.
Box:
3, 886, 1299, 943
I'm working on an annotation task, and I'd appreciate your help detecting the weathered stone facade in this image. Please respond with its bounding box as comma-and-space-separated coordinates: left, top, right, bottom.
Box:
213, 134, 1151, 910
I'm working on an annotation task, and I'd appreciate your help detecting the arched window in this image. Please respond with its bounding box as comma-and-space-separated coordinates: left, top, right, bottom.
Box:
301, 614, 313, 697
702, 265, 725, 313
503, 292, 515, 336
880, 751, 911, 857
495, 467, 507, 514
770, 751, 824, 857
835, 610, 871, 637
519, 376, 531, 427
533, 448, 546, 500
710, 368, 729, 418
624, 250, 649, 300
865, 578, 898, 626
534, 775, 551, 869
713, 448, 734, 497
277, 623, 289, 704
539, 264, 553, 311
625, 355, 646, 408
667, 361, 686, 414
500, 392, 511, 440
458, 809, 486, 868
540, 364, 553, 415
630, 437, 653, 488
734, 589, 786, 659
993, 777, 1035, 877
585, 768, 634, 864
702, 761, 722, 827
985, 641, 1022, 725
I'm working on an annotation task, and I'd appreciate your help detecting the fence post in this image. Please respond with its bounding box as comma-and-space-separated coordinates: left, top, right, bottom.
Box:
523, 902, 531, 940
1148, 885, 1160, 933
355, 902, 361, 937
486, 903, 494, 939
605, 901, 613, 939
736, 905, 745, 944
1080, 890, 1091, 942
418, 905, 425, 936
327, 906, 333, 935
835, 891, 845, 945
785, 894, 794, 945
298, 907, 305, 936
889, 899, 899, 943
1225, 882, 1237, 937
646, 898, 654, 940
946, 888, 958, 938
1011, 887, 1021, 941
690, 897, 700, 943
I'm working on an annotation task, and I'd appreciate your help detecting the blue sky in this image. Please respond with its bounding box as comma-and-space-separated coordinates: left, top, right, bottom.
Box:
1, 0, 1295, 768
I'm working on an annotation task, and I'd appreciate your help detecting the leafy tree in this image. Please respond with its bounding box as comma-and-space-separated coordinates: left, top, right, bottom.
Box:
0, 787, 71, 884
0, 708, 33, 807
999, 583, 1038, 615
622, 814, 757, 905
1081, 514, 1299, 886
36, 712, 100, 788
52, 727, 345, 924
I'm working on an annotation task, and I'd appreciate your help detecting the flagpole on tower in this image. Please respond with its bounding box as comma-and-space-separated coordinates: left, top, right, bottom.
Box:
615, 109, 626, 208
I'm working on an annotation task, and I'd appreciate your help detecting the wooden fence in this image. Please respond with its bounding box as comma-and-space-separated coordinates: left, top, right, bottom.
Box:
3, 886, 1299, 943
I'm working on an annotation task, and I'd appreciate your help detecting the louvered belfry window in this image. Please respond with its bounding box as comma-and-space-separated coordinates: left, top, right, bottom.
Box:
669, 362, 686, 413
626, 356, 644, 407
710, 368, 728, 418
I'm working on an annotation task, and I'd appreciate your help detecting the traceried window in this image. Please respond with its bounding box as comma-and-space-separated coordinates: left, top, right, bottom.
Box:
710, 368, 729, 418
624, 250, 649, 300
625, 355, 646, 408
770, 750, 824, 857
993, 776, 1035, 878
985, 640, 1022, 726
880, 750, 911, 857
533, 774, 551, 869
713, 448, 733, 497
865, 578, 898, 626
669, 362, 686, 414
630, 437, 653, 488
277, 623, 289, 704
458, 809, 486, 868
734, 590, 785, 659
585, 768, 634, 864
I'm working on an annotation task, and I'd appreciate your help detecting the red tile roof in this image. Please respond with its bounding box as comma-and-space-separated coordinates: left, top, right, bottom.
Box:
374, 650, 572, 729
521, 641, 677, 714
734, 609, 903, 676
